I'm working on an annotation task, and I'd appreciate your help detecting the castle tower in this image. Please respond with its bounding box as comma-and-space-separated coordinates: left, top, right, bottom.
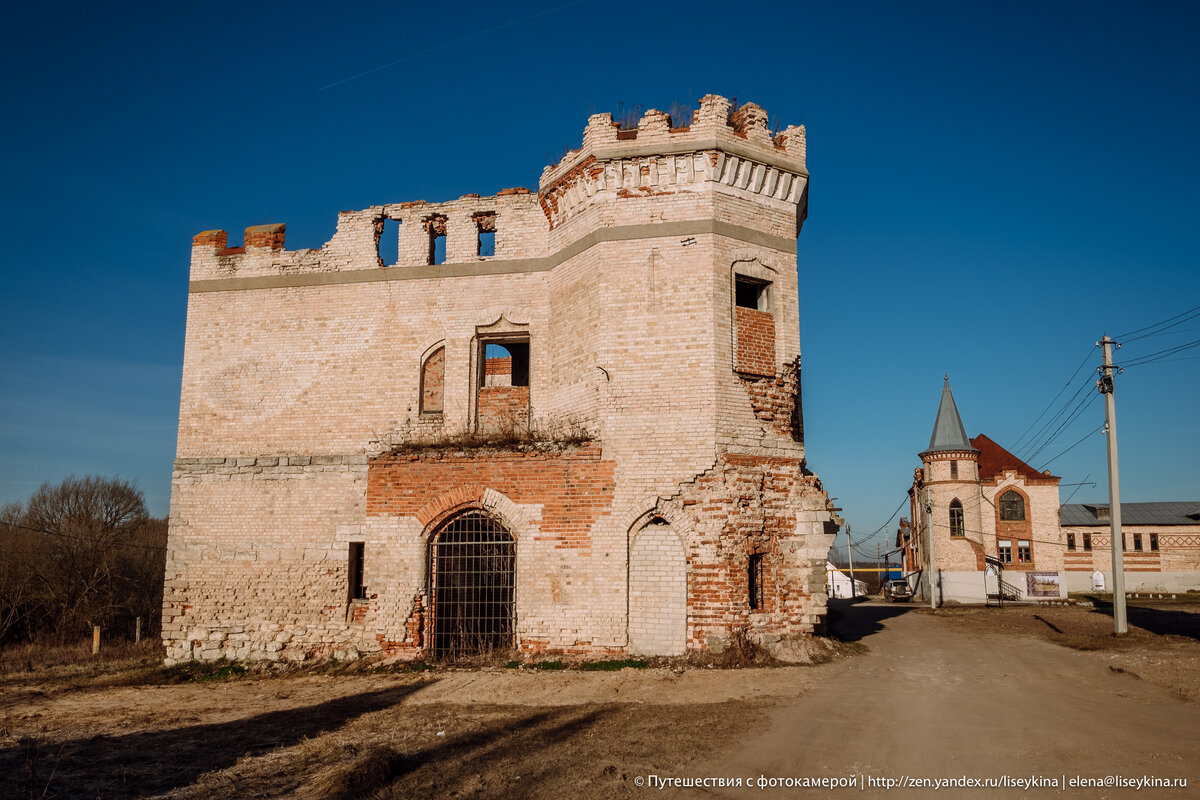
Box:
912, 378, 987, 598
163, 96, 840, 665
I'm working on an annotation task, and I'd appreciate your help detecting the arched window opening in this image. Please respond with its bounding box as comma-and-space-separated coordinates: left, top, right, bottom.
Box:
999, 491, 1026, 522
429, 511, 515, 660
949, 499, 964, 537
421, 347, 445, 415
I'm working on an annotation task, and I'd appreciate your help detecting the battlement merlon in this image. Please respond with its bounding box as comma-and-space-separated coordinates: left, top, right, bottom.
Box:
538, 95, 807, 233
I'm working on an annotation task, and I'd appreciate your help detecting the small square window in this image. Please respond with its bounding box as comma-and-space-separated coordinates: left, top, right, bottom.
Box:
735, 276, 769, 311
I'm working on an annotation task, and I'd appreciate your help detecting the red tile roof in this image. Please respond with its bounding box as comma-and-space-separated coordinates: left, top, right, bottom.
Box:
970, 434, 1060, 483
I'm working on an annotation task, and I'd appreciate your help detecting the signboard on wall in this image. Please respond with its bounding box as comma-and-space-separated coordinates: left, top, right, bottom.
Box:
1026, 572, 1061, 597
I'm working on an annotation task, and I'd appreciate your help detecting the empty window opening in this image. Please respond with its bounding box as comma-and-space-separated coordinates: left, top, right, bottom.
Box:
1017, 540, 1032, 563
1067, 532, 1076, 551
1083, 532, 1092, 551
949, 499, 964, 537
998, 539, 1013, 564
377, 218, 402, 266
1150, 533, 1159, 551
477, 339, 530, 431
748, 553, 764, 610
348, 542, 366, 601
421, 347, 445, 414
483, 342, 529, 387
950, 460, 958, 479
998, 491, 1026, 521
475, 212, 496, 258
430, 512, 515, 660
1133, 533, 1143, 551
734, 275, 770, 311
425, 215, 447, 265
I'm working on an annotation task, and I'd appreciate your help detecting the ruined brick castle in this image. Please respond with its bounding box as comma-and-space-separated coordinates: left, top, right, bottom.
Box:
163, 94, 841, 665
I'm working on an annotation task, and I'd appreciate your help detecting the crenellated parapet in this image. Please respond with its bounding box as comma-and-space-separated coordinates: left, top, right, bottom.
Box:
538, 94, 807, 231
188, 191, 545, 283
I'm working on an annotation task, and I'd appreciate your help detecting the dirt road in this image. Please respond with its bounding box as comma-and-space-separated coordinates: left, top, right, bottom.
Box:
2, 601, 1197, 798
697, 601, 1199, 798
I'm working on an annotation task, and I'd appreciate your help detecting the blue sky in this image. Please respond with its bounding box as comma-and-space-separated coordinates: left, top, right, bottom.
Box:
2, 1, 1197, 558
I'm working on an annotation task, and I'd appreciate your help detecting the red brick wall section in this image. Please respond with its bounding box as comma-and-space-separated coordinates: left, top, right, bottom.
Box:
741, 356, 803, 442
421, 348, 444, 413
485, 356, 512, 377
478, 386, 529, 430
662, 453, 825, 646
192, 229, 227, 248
244, 223, 286, 250
367, 445, 615, 549
735, 307, 776, 376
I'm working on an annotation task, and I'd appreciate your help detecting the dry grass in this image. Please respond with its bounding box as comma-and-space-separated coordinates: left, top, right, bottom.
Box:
0, 637, 166, 689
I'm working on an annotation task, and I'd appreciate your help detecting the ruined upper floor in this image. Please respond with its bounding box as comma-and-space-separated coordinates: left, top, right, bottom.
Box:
188, 95, 808, 286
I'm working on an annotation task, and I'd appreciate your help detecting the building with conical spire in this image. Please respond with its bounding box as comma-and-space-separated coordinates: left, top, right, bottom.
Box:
900, 378, 1067, 604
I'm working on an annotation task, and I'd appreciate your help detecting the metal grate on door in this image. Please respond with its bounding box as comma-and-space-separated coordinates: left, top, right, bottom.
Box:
430, 512, 515, 660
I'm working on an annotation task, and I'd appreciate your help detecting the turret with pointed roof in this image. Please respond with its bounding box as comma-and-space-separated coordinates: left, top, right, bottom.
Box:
922, 376, 979, 457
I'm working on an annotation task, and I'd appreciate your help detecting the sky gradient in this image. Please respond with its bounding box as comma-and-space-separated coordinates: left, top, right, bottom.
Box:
2, 1, 1197, 560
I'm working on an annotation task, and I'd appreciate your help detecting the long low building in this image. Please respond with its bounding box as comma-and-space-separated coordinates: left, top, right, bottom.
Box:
1060, 502, 1200, 593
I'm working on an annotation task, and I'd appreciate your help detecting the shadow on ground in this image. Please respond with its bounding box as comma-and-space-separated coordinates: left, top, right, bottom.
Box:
1088, 601, 1200, 641
827, 598, 916, 642
0, 682, 431, 799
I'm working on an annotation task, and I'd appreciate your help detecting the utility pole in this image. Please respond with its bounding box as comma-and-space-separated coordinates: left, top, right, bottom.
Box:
1099, 335, 1128, 635
876, 542, 881, 595
926, 489, 937, 609
847, 525, 856, 598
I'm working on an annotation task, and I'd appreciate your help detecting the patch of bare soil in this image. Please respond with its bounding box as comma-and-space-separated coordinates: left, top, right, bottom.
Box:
0, 659, 839, 799
926, 602, 1200, 701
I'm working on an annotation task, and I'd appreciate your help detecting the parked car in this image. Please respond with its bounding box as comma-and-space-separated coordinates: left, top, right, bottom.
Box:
883, 579, 912, 602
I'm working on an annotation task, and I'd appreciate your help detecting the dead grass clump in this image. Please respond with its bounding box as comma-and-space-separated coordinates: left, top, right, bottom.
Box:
296, 745, 404, 800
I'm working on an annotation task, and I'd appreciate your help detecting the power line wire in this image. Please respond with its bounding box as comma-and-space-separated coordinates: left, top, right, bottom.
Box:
1011, 345, 1096, 453
1039, 427, 1103, 470
1115, 303, 1200, 342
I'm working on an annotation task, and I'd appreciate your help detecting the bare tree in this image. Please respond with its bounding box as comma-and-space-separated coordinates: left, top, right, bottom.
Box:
0, 476, 166, 643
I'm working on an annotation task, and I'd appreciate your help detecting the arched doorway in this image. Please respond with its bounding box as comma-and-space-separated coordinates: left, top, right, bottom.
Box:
430, 511, 516, 659
628, 518, 687, 656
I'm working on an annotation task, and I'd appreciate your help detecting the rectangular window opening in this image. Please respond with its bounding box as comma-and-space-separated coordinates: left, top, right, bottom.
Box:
348, 542, 366, 601
1083, 532, 1092, 551
377, 218, 402, 267
950, 460, 958, 479
748, 553, 764, 610
1067, 532, 1076, 551
998, 540, 1012, 564
1150, 533, 1159, 551
1133, 533, 1142, 551
477, 337, 531, 432
425, 215, 447, 265
475, 212, 496, 258
1017, 540, 1032, 563
734, 275, 770, 311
